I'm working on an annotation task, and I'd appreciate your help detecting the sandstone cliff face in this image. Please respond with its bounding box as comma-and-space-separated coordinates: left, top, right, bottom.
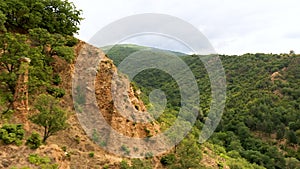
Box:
73, 43, 161, 157
12, 57, 31, 130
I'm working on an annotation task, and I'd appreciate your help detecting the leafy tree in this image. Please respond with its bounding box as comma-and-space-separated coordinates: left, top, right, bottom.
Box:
0, 27, 76, 115
0, 33, 30, 94
285, 157, 300, 169
287, 130, 298, 145
0, 10, 6, 32
30, 94, 68, 142
0, 0, 82, 35
276, 124, 286, 139
173, 134, 202, 168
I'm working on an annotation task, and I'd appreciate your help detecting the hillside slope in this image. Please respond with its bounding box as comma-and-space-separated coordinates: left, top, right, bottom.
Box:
105, 45, 300, 169
0, 42, 162, 169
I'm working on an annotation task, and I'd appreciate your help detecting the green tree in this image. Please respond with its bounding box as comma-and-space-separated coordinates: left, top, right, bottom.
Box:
0, 10, 6, 32
0, 33, 30, 93
173, 134, 202, 169
0, 0, 82, 35
0, 32, 31, 112
287, 130, 298, 145
30, 94, 68, 142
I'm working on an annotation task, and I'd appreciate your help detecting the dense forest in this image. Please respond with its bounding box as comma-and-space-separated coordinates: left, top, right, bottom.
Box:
106, 45, 300, 169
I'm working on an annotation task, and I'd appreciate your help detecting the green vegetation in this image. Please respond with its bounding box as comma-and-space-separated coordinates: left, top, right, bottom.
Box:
28, 154, 58, 169
10, 167, 31, 169
0, 0, 80, 115
0, 124, 24, 145
160, 154, 176, 166
0, 5, 74, 159
30, 94, 68, 143
107, 45, 300, 169
120, 160, 130, 169
119, 159, 153, 169
121, 144, 131, 155
88, 152, 95, 158
0, 0, 82, 35
26, 132, 42, 149
28, 154, 51, 165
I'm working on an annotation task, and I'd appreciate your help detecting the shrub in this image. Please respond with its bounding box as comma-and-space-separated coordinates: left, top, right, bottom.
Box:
0, 124, 24, 145
88, 152, 94, 158
53, 74, 62, 86
92, 129, 99, 142
120, 145, 130, 155
160, 154, 176, 166
131, 159, 152, 168
28, 154, 51, 165
145, 152, 153, 159
65, 36, 78, 47
133, 147, 139, 152
74, 135, 80, 144
26, 132, 42, 149
40, 164, 59, 169
120, 160, 130, 169
52, 46, 74, 63
46, 86, 65, 98
61, 146, 67, 152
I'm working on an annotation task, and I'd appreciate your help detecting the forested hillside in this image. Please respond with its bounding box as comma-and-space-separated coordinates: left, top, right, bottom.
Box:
106, 45, 300, 169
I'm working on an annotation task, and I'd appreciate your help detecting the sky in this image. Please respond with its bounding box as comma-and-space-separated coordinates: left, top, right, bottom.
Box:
69, 0, 300, 55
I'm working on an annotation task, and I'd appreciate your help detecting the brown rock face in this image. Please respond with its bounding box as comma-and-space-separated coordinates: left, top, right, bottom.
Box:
73, 43, 161, 157
13, 57, 31, 130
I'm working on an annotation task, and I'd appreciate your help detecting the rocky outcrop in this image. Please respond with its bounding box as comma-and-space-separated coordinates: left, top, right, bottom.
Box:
73, 43, 160, 157
13, 57, 31, 130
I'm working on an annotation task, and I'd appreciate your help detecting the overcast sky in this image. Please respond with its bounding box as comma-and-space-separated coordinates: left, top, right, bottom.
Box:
69, 0, 300, 55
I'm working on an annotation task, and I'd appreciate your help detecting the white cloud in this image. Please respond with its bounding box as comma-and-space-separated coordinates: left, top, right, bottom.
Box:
70, 0, 300, 55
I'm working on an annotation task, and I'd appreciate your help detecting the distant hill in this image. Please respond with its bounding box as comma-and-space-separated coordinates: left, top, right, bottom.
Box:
105, 44, 300, 169
101, 44, 187, 66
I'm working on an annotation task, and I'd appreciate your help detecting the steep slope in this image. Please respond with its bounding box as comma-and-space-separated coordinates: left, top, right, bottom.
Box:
0, 42, 160, 169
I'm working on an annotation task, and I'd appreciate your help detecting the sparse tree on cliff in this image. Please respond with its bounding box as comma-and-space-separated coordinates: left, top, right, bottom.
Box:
30, 94, 68, 142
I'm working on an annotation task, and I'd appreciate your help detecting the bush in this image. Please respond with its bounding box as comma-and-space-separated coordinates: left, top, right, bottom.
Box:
40, 164, 59, 169
88, 152, 94, 158
145, 152, 153, 159
61, 146, 67, 152
0, 124, 24, 145
131, 159, 152, 169
160, 154, 176, 166
120, 160, 130, 169
26, 132, 42, 149
46, 86, 65, 98
52, 74, 62, 86
120, 145, 130, 155
28, 154, 51, 165
52, 46, 74, 63
65, 36, 78, 47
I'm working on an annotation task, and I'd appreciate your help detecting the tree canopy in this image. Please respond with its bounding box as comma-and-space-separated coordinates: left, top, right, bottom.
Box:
0, 0, 82, 35
30, 94, 68, 142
